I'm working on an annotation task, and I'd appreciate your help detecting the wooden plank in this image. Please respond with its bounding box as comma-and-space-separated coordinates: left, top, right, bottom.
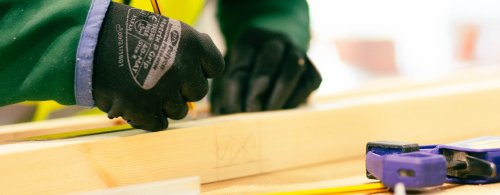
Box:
312, 65, 500, 103
0, 66, 497, 144
77, 176, 199, 195
202, 158, 371, 194
2, 69, 500, 194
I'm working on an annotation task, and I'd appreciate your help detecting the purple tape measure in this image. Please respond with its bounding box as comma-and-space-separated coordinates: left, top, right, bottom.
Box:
366, 136, 500, 188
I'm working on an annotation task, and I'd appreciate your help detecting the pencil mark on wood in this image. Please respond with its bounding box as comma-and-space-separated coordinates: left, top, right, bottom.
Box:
216, 126, 260, 167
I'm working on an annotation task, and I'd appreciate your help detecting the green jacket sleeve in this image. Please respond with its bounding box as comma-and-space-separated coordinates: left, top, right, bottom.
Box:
0, 0, 110, 106
217, 0, 311, 51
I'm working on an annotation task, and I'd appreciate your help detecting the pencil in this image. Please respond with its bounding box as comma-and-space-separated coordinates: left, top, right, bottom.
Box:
149, 0, 161, 14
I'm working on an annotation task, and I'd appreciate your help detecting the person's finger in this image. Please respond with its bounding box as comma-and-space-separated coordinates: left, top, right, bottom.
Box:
120, 100, 168, 131
106, 99, 124, 119
284, 57, 322, 108
180, 69, 209, 102
136, 110, 168, 131
198, 33, 225, 78
209, 73, 224, 115
220, 76, 247, 114
217, 44, 255, 114
267, 48, 306, 110
163, 93, 188, 120
244, 39, 285, 112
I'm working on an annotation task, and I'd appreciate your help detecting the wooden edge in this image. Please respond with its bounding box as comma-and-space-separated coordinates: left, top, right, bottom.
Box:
75, 176, 200, 195
0, 115, 126, 144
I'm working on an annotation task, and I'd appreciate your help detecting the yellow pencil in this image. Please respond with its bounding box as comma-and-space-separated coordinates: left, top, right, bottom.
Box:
149, 0, 161, 14
187, 101, 197, 119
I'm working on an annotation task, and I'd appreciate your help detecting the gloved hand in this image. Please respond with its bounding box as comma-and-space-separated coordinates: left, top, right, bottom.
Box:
93, 2, 224, 131
210, 28, 321, 114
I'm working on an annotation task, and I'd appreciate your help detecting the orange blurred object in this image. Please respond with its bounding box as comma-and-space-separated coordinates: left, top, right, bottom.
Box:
334, 38, 397, 73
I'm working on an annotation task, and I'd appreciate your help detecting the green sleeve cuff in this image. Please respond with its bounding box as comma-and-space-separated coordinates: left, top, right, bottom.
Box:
75, 0, 111, 107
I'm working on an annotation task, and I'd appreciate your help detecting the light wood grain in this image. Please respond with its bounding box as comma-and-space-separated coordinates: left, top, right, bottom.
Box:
2, 68, 500, 194
77, 176, 199, 195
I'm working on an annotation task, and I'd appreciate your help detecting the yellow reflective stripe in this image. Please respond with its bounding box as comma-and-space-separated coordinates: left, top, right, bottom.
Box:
32, 101, 65, 121
130, 0, 154, 12
130, 0, 204, 25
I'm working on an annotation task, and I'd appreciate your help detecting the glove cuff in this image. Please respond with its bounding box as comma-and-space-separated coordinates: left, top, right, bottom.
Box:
74, 0, 111, 107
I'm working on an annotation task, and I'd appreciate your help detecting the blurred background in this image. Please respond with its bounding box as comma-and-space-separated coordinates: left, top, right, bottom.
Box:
306, 0, 500, 96
2, 0, 500, 124
199, 0, 500, 96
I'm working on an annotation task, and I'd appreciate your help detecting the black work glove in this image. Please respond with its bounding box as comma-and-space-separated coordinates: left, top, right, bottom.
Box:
93, 3, 224, 131
210, 28, 321, 114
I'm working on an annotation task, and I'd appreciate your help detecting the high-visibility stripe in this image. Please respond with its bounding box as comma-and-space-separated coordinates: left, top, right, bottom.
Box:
129, 0, 204, 25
